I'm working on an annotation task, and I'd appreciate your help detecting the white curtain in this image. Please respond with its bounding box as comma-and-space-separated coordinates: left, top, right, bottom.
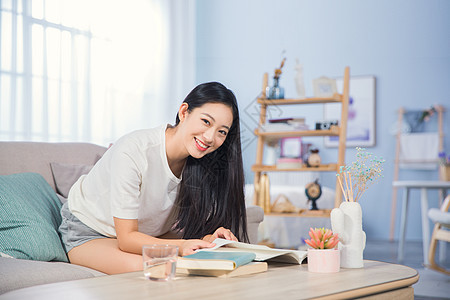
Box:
141, 0, 196, 133
0, 0, 195, 146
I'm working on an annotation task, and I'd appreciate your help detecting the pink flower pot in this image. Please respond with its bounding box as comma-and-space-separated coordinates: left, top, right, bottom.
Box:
307, 248, 340, 273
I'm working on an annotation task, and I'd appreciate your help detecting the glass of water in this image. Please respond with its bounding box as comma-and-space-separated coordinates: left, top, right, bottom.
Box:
142, 244, 179, 281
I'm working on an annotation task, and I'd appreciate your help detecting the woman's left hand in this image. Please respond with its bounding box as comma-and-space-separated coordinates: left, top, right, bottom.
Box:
203, 227, 238, 243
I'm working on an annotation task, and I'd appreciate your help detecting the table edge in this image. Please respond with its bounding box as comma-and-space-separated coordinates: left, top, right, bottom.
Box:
392, 180, 450, 188
313, 272, 419, 300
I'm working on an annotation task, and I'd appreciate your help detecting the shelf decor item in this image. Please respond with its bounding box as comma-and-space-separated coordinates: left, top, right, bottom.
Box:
305, 148, 321, 167
305, 227, 340, 273
266, 57, 286, 99
305, 179, 322, 210
270, 194, 302, 213
312, 76, 337, 97
279, 137, 302, 158
331, 147, 385, 268
258, 173, 271, 213
294, 59, 306, 98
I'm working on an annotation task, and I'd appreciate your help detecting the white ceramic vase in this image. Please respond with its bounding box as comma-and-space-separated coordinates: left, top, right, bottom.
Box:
330, 202, 366, 268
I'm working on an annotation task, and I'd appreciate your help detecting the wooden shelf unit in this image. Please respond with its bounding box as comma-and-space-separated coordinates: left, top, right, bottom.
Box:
252, 67, 350, 214
255, 128, 340, 138
252, 163, 338, 172
266, 209, 333, 218
257, 94, 342, 105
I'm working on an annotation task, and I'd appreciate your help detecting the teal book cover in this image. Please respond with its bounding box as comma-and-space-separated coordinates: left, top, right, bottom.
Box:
177, 251, 256, 270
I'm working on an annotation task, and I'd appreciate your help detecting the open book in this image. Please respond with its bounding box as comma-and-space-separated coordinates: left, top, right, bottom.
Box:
199, 238, 307, 264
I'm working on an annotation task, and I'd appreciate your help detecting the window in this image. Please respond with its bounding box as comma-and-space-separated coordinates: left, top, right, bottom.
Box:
0, 0, 168, 145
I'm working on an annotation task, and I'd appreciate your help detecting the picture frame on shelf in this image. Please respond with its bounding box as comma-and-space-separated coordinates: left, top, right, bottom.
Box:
324, 76, 376, 147
280, 137, 302, 158
312, 77, 337, 97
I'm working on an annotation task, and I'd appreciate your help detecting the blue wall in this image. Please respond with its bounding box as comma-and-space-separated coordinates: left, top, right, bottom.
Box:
195, 0, 450, 241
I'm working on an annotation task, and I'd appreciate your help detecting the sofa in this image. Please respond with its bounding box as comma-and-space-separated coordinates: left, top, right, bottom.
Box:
0, 141, 264, 294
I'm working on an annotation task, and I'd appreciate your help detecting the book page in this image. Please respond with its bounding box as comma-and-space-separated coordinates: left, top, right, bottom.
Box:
199, 238, 307, 263
204, 239, 272, 251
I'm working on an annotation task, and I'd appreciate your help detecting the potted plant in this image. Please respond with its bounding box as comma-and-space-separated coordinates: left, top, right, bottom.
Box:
305, 227, 340, 273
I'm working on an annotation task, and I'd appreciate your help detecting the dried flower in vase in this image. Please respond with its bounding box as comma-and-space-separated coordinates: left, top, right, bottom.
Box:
273, 57, 286, 80
336, 147, 385, 202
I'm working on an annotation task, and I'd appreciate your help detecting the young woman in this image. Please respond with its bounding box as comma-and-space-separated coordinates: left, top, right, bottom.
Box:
59, 82, 248, 274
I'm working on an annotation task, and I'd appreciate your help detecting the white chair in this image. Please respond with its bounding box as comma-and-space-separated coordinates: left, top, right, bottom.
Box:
427, 195, 450, 275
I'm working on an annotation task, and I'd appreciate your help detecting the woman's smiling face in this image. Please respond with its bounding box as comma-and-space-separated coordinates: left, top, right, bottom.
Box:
178, 102, 233, 159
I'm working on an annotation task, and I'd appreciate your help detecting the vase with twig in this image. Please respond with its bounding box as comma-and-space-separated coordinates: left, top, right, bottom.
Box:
331, 147, 385, 268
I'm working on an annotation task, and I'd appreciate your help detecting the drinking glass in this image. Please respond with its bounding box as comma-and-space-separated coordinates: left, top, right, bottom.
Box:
142, 244, 179, 281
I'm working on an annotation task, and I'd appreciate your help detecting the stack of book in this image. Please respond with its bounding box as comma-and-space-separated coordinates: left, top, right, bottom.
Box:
176, 252, 266, 278
276, 157, 303, 169
260, 117, 309, 132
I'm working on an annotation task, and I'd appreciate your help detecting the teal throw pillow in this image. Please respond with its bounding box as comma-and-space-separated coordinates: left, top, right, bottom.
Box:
0, 173, 68, 262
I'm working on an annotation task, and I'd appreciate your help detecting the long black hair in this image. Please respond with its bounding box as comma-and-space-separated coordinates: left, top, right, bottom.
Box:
173, 82, 249, 242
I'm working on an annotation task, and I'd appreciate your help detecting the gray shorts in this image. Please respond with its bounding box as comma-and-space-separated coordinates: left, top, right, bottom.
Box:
59, 202, 108, 253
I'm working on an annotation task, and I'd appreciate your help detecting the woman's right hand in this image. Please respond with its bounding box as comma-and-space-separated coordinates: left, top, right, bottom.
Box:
179, 239, 216, 256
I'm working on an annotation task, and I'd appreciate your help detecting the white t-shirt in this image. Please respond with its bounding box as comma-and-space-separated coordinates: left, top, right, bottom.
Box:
68, 124, 181, 237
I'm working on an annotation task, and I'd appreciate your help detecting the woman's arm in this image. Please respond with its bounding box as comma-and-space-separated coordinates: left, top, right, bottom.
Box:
113, 217, 215, 256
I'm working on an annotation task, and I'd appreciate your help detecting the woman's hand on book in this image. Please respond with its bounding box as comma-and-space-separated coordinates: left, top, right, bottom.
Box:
202, 227, 238, 243
180, 240, 215, 256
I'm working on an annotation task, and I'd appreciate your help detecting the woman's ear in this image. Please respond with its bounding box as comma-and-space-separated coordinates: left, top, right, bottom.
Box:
178, 103, 189, 123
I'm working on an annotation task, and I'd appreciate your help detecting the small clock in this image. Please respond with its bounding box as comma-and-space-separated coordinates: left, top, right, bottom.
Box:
305, 179, 322, 210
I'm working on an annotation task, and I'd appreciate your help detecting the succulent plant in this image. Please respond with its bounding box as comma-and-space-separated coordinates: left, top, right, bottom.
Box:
305, 227, 339, 249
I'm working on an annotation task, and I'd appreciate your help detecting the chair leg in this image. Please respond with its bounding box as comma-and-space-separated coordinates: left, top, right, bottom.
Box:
427, 224, 450, 275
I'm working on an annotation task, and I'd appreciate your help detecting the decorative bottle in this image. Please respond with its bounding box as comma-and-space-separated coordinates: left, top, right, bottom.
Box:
266, 77, 284, 99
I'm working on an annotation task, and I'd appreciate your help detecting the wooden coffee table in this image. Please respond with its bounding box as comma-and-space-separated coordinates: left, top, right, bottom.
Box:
1, 260, 418, 300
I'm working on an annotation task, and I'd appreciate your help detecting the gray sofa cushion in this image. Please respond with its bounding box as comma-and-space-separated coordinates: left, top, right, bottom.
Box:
0, 257, 106, 294
50, 162, 94, 198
